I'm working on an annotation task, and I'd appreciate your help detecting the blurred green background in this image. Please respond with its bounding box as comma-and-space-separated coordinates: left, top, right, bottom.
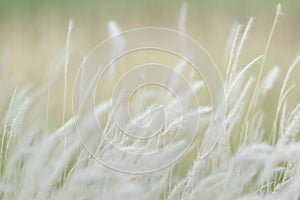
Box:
0, 0, 299, 18
1, 0, 299, 75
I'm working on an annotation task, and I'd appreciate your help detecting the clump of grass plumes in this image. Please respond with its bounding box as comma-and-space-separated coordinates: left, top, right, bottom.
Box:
1, 3, 300, 200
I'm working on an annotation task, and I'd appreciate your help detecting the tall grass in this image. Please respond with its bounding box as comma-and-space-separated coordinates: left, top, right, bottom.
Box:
1, 3, 300, 200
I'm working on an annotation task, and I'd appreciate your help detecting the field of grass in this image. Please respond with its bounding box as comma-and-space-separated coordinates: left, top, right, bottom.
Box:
1, 1, 300, 199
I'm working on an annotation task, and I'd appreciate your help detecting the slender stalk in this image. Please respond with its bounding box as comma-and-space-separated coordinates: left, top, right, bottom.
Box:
62, 19, 74, 124
243, 4, 281, 131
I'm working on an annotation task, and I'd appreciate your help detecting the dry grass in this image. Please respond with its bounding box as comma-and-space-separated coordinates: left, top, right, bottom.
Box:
1, 2, 300, 200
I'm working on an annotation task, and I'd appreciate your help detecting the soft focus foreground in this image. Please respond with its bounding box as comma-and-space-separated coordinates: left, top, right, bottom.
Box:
1, 1, 300, 200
